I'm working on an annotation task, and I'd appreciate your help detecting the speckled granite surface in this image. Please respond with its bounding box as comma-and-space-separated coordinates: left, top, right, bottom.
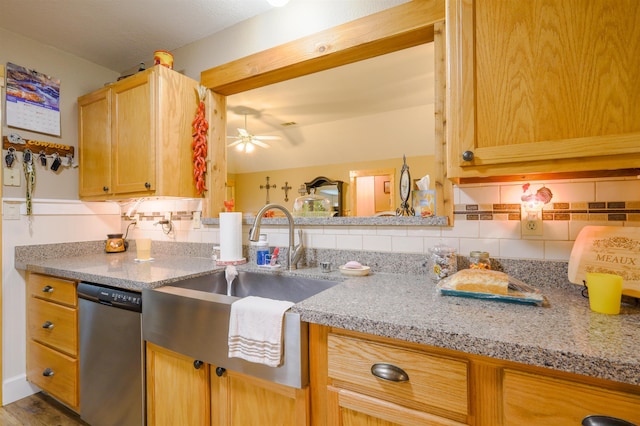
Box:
293, 273, 640, 386
15, 241, 221, 290
15, 241, 640, 386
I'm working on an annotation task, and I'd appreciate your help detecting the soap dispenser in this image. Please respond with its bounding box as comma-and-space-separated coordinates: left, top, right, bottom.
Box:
256, 234, 269, 265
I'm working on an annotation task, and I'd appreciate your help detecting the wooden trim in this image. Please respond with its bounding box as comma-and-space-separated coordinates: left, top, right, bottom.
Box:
201, 1, 445, 95
309, 324, 329, 426
199, 0, 452, 224
0, 63, 4, 406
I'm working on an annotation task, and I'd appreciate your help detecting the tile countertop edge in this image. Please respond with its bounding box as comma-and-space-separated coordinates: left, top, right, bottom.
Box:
294, 307, 640, 386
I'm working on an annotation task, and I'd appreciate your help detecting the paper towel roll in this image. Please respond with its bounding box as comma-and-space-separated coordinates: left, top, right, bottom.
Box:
219, 212, 243, 261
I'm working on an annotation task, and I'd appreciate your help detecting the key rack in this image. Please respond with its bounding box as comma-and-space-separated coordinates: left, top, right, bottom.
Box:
3, 136, 75, 157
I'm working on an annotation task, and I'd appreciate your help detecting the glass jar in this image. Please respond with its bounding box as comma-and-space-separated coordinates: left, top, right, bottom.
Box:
293, 189, 332, 217
427, 244, 457, 282
469, 251, 491, 270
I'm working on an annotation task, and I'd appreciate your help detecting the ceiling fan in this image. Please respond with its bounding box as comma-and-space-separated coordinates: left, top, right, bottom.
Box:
227, 114, 280, 153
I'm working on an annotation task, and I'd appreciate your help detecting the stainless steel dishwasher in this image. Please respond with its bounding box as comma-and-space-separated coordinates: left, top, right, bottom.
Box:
78, 282, 144, 426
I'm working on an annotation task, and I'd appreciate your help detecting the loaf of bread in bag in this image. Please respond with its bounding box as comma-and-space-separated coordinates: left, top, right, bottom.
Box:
448, 269, 509, 295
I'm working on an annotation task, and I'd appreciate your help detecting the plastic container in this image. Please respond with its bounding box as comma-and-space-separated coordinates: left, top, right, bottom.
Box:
256, 234, 270, 265
427, 245, 457, 282
469, 251, 491, 269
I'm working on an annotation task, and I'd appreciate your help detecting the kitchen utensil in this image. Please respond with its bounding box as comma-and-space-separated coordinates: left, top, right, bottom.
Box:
105, 233, 127, 253
568, 226, 640, 297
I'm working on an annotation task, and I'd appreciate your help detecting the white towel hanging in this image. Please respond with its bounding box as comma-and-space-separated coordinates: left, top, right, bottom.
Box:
228, 296, 294, 367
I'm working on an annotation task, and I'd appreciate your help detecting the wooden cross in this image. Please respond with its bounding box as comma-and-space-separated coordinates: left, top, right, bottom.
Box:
281, 181, 292, 201
260, 176, 276, 203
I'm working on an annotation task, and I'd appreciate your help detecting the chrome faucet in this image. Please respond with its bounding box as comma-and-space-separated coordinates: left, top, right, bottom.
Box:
249, 204, 303, 271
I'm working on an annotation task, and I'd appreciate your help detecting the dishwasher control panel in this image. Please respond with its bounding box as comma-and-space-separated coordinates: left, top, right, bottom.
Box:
78, 282, 142, 312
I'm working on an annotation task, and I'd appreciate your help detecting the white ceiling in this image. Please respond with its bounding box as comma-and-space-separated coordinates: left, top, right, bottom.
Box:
227, 42, 433, 140
0, 0, 275, 73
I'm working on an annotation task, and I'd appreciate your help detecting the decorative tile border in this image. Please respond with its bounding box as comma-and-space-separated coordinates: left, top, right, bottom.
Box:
120, 211, 200, 222
454, 202, 640, 222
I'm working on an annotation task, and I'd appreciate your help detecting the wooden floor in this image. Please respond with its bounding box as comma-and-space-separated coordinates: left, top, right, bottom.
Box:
0, 393, 88, 426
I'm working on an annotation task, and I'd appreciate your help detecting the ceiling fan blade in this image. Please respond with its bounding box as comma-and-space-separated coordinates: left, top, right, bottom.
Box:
237, 128, 250, 137
254, 135, 281, 140
227, 140, 243, 147
251, 139, 270, 148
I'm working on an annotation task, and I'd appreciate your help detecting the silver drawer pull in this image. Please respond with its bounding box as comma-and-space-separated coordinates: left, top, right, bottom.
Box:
42, 285, 54, 293
42, 368, 55, 377
42, 321, 54, 329
371, 363, 409, 382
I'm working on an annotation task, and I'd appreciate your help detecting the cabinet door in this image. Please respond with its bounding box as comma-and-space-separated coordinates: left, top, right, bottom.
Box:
26, 340, 78, 409
27, 297, 77, 356
212, 368, 309, 426
327, 386, 466, 426
447, 0, 640, 179
111, 69, 156, 195
78, 87, 111, 197
502, 369, 640, 426
146, 343, 210, 426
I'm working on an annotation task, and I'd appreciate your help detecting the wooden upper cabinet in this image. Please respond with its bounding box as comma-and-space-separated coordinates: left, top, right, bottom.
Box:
447, 0, 640, 181
78, 66, 199, 200
111, 70, 156, 195
78, 87, 111, 197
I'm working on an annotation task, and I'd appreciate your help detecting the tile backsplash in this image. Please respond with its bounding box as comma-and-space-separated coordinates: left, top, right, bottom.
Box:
106, 176, 640, 263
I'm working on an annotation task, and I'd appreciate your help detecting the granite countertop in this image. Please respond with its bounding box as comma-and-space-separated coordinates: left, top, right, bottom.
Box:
20, 251, 221, 290
292, 272, 640, 386
15, 242, 640, 386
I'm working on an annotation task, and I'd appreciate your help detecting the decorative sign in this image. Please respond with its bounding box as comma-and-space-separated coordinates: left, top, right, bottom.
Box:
5, 62, 61, 136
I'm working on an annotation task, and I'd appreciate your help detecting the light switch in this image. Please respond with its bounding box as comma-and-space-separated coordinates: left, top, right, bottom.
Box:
3, 167, 21, 186
3, 202, 20, 220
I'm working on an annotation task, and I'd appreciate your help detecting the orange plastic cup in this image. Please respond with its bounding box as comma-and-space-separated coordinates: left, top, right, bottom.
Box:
586, 272, 623, 314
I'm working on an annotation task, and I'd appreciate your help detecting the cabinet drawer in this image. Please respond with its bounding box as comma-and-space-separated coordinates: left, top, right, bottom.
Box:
27, 273, 77, 307
503, 369, 640, 425
328, 333, 468, 418
27, 297, 77, 356
27, 340, 78, 409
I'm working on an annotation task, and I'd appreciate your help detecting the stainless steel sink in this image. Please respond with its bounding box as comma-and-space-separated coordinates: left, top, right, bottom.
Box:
142, 270, 339, 388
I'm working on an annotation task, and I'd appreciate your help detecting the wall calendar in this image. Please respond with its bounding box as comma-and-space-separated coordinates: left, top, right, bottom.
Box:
5, 62, 61, 136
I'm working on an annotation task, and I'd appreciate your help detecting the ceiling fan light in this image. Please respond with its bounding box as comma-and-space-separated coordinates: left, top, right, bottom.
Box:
245, 142, 255, 153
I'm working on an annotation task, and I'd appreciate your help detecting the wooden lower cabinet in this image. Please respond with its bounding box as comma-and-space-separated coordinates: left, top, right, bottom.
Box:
146, 342, 309, 426
310, 325, 640, 426
502, 369, 640, 425
212, 367, 309, 425
25, 273, 79, 411
146, 342, 211, 426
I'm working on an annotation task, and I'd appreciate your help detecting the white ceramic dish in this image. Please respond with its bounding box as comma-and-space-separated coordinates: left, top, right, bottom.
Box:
339, 265, 371, 277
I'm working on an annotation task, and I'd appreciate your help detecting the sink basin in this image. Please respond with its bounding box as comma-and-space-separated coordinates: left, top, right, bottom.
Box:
142, 270, 339, 388
169, 270, 338, 302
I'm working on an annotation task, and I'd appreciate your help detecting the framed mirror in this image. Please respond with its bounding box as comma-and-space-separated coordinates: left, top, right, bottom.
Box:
201, 1, 451, 225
